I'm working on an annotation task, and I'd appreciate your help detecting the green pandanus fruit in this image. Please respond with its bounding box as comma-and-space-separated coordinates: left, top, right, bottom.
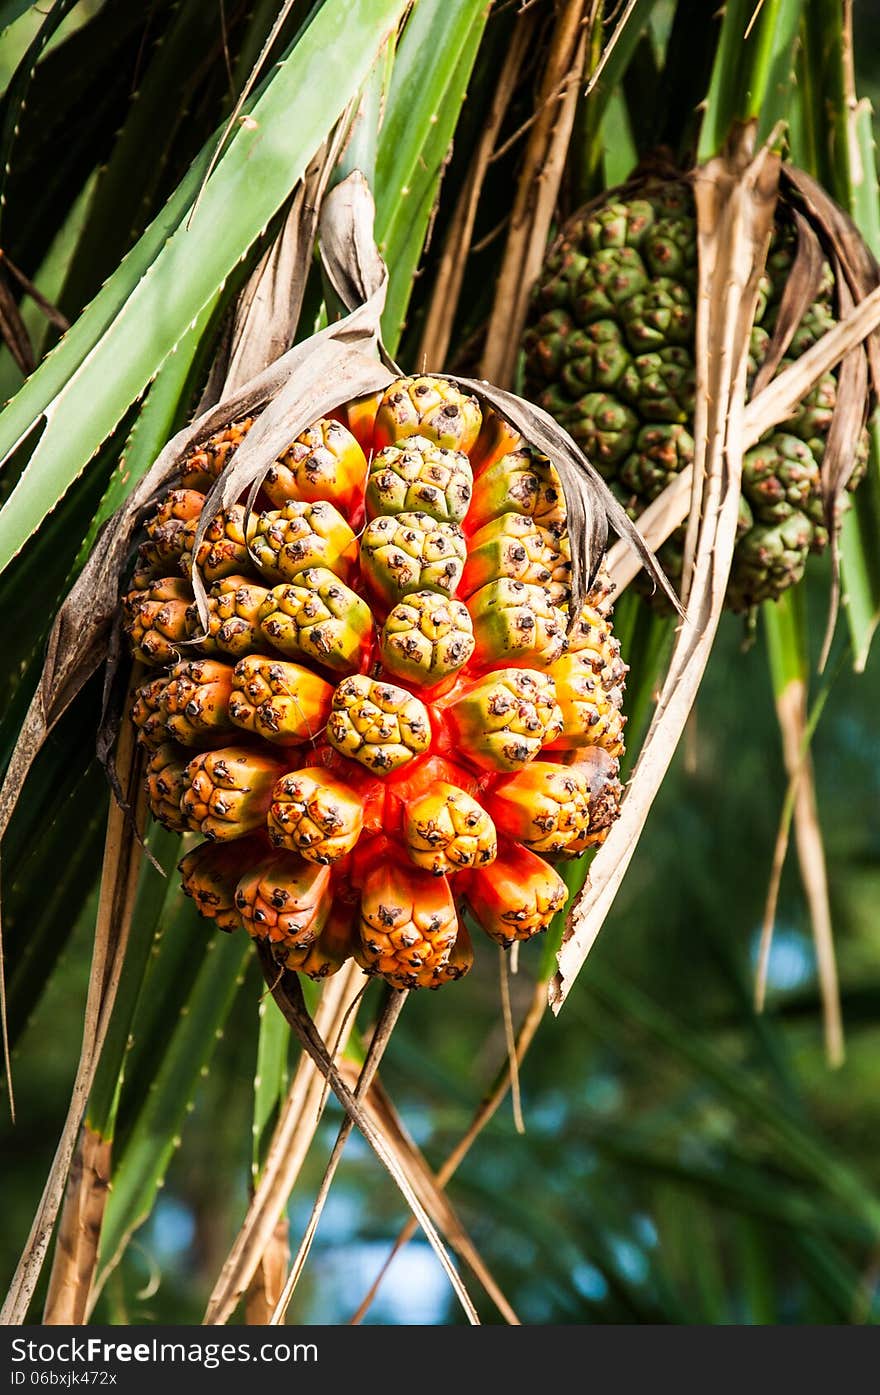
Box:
523, 178, 873, 610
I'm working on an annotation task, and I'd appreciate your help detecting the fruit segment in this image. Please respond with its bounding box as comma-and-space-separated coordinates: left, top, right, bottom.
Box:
229, 655, 333, 744
179, 419, 254, 491
488, 761, 590, 854
462, 844, 567, 946
145, 743, 190, 831
139, 492, 206, 580
249, 500, 358, 583
327, 676, 431, 774
365, 437, 473, 523
373, 376, 482, 454
559, 747, 623, 852
404, 782, 497, 876
131, 675, 171, 749
267, 769, 364, 864
235, 854, 331, 950
459, 512, 571, 603
359, 512, 466, 606
159, 660, 236, 747
544, 652, 626, 757
178, 837, 265, 932
258, 570, 373, 672
179, 505, 255, 583
181, 746, 285, 841
283, 903, 358, 979
467, 447, 565, 536
379, 591, 474, 685
123, 578, 191, 666
444, 669, 564, 772
262, 418, 367, 512
467, 578, 567, 670
419, 921, 474, 988
356, 861, 458, 990
150, 488, 206, 531
741, 433, 818, 523
185, 575, 271, 659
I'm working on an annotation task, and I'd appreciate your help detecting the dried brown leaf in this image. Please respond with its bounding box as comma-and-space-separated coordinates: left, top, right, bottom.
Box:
1, 252, 69, 333
255, 948, 480, 1325
0, 273, 35, 376
607, 284, 880, 596
479, 0, 593, 387
418, 10, 536, 371
757, 680, 844, 1067
202, 137, 346, 410
449, 374, 681, 626
339, 1066, 519, 1324
743, 283, 880, 443
351, 978, 547, 1323
750, 210, 826, 396
244, 1214, 290, 1326
204, 963, 364, 1325
42, 1126, 111, 1324
552, 128, 781, 1012
782, 162, 880, 396
268, 985, 407, 1325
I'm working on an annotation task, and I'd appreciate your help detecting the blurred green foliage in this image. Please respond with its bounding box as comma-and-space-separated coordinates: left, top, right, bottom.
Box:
4, 564, 879, 1324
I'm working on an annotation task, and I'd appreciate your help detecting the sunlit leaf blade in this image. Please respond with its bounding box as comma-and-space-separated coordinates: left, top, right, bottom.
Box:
698, 0, 805, 159
375, 0, 490, 351
54, 4, 262, 323
0, 0, 410, 576
0, 2, 42, 37
73, 296, 221, 572
252, 997, 289, 1180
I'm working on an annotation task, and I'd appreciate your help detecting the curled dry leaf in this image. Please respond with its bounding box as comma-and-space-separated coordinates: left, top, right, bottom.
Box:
201, 136, 348, 411
750, 208, 826, 396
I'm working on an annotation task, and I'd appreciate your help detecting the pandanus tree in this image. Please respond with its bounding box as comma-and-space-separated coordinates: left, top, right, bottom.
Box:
1, 0, 880, 1327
